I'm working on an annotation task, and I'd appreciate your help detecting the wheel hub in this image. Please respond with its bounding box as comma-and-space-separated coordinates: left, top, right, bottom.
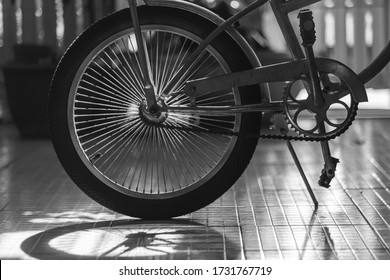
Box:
138, 101, 168, 124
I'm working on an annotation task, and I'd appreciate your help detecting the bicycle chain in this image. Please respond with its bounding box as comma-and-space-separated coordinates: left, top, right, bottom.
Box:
258, 101, 357, 142
144, 102, 358, 142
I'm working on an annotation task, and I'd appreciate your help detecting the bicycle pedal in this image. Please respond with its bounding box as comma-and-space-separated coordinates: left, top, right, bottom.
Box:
318, 157, 339, 188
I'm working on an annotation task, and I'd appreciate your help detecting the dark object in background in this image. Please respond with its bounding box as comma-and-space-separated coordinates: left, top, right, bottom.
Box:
2, 44, 56, 138
13, 44, 53, 64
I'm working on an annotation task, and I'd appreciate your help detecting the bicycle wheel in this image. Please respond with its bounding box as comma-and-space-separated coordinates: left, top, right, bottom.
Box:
49, 6, 262, 219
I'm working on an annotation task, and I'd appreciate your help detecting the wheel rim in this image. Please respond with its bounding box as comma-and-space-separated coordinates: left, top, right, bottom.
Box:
68, 25, 241, 199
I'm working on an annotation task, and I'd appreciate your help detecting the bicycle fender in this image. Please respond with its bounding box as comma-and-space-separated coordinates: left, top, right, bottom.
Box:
144, 0, 260, 67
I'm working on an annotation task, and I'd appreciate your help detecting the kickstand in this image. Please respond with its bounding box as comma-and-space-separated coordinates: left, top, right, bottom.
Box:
286, 140, 319, 210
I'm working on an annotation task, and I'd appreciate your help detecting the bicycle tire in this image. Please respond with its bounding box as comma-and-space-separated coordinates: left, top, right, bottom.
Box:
49, 6, 262, 219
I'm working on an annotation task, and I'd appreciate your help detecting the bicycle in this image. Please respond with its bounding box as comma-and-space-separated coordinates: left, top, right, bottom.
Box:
48, 0, 390, 219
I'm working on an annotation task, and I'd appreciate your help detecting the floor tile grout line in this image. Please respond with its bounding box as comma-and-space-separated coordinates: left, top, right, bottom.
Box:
370, 172, 390, 195
269, 175, 303, 259
336, 175, 390, 229
243, 169, 265, 259
233, 184, 246, 260
274, 147, 339, 259
222, 225, 227, 260
366, 156, 390, 184
362, 173, 390, 208
327, 181, 383, 258
281, 158, 359, 259
324, 201, 376, 260
0, 141, 48, 173
344, 161, 390, 208
253, 166, 284, 260
321, 204, 359, 259
336, 175, 390, 252
279, 175, 323, 260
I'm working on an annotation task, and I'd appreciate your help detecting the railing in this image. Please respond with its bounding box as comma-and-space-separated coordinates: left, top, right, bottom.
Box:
0, 0, 389, 120
312, 0, 389, 87
0, 0, 119, 63
0, 0, 388, 80
0, 0, 118, 120
261, 0, 389, 87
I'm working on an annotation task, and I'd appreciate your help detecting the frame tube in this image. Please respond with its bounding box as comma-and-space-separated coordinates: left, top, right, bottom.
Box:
281, 0, 322, 13
269, 0, 305, 60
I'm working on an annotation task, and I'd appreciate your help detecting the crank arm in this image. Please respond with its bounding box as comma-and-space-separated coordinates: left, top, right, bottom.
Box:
183, 58, 368, 103
318, 123, 339, 188
318, 146, 339, 188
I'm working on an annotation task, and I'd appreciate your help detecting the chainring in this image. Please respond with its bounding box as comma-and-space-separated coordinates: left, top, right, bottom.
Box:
282, 73, 359, 141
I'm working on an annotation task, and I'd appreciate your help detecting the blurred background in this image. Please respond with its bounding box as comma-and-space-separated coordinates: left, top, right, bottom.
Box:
0, 0, 389, 136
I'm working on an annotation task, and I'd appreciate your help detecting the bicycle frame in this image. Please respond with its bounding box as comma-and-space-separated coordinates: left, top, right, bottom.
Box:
130, 0, 390, 116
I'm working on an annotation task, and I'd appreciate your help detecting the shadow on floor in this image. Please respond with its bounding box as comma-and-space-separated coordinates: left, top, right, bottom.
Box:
21, 218, 239, 260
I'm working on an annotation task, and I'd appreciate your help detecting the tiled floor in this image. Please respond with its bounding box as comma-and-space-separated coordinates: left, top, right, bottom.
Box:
0, 119, 390, 260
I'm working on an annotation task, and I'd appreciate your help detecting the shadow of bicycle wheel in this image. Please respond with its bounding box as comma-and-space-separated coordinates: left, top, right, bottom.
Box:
21, 219, 239, 260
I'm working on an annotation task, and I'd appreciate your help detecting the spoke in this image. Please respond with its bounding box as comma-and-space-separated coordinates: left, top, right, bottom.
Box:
76, 92, 131, 108
164, 37, 189, 94
91, 120, 144, 168
157, 128, 182, 191
172, 53, 214, 93
81, 118, 137, 149
135, 126, 154, 192
162, 40, 196, 96
123, 125, 150, 189
166, 94, 190, 106
80, 75, 136, 104
169, 130, 208, 178
99, 51, 143, 99
91, 62, 143, 102
104, 47, 137, 89
126, 33, 144, 85
75, 100, 129, 110
169, 128, 215, 173
76, 112, 129, 118
160, 33, 178, 93
75, 114, 129, 125
155, 127, 170, 193
121, 37, 145, 91
161, 128, 194, 186
154, 31, 161, 94
114, 123, 150, 187
76, 115, 131, 133
147, 30, 155, 85
156, 32, 167, 95
114, 41, 145, 95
